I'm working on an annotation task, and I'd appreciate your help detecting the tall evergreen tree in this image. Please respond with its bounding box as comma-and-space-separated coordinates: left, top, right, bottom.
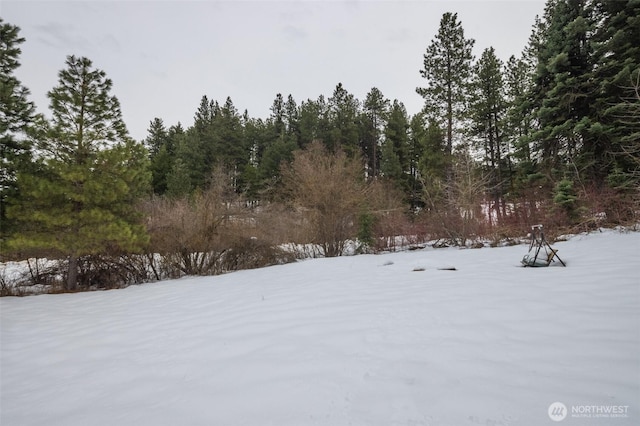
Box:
241, 116, 269, 200
507, 2, 564, 211
0, 19, 37, 239
382, 100, 410, 193
267, 93, 298, 149
7, 56, 150, 290
504, 54, 535, 164
194, 95, 214, 136
166, 157, 192, 198
327, 83, 360, 156
503, 52, 542, 205
174, 126, 206, 191
215, 97, 249, 190
362, 87, 389, 178
417, 12, 475, 157
531, 0, 596, 178
145, 118, 174, 194
407, 113, 427, 208
258, 136, 297, 191
145, 117, 168, 156
419, 118, 449, 213
270, 93, 286, 137
257, 97, 297, 194
470, 47, 506, 167
419, 119, 447, 181
298, 96, 329, 147
380, 137, 403, 183
284, 94, 300, 146
469, 47, 508, 221
591, 0, 640, 185
188, 95, 221, 187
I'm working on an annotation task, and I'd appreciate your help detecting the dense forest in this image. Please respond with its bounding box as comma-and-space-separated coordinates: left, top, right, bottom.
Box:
1, 0, 639, 293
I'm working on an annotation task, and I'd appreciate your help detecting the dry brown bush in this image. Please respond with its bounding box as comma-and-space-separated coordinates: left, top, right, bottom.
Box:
419, 150, 490, 246
280, 142, 411, 256
142, 168, 296, 277
281, 141, 368, 257
372, 210, 429, 252
578, 184, 639, 227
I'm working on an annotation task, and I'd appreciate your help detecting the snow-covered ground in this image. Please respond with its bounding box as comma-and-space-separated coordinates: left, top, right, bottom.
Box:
1, 230, 639, 426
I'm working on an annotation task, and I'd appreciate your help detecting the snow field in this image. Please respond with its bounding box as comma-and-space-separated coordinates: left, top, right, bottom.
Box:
1, 230, 639, 426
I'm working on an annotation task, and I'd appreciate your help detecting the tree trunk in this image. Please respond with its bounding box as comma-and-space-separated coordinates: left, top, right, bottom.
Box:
67, 253, 78, 291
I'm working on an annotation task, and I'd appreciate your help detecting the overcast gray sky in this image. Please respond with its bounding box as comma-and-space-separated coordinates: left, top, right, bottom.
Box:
3, 0, 546, 141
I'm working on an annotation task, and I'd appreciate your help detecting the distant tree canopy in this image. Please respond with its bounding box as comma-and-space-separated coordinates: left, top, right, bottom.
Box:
138, 3, 637, 221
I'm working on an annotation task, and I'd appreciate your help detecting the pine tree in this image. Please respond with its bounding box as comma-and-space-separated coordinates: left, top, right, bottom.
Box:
420, 119, 447, 181
284, 94, 300, 146
174, 95, 222, 193
270, 93, 286, 138
266, 94, 297, 150
509, 2, 562, 210
298, 96, 329, 148
0, 19, 37, 239
258, 136, 297, 189
417, 12, 475, 157
591, 0, 640, 185
407, 114, 427, 208
327, 83, 360, 156
503, 53, 543, 207
419, 118, 448, 211
531, 0, 596, 177
166, 158, 193, 198
362, 87, 389, 179
173, 127, 206, 191
193, 95, 214, 138
7, 56, 150, 290
469, 47, 508, 221
380, 138, 403, 183
504, 54, 535, 164
553, 178, 581, 222
215, 97, 249, 191
145, 117, 168, 156
241, 116, 269, 200
193, 95, 218, 187
382, 100, 410, 195
145, 118, 174, 194
149, 144, 173, 195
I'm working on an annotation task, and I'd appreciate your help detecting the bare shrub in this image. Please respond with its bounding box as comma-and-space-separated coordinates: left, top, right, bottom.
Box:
578, 184, 639, 228
220, 236, 297, 271
72, 255, 152, 289
372, 210, 419, 252
143, 168, 295, 277
281, 141, 369, 257
250, 203, 321, 258
358, 179, 413, 252
0, 258, 65, 296
420, 149, 490, 246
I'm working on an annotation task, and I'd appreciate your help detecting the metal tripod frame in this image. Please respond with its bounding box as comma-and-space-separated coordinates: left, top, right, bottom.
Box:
526, 225, 566, 267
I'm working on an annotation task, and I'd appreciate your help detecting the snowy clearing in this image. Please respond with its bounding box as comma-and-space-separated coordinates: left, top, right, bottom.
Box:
1, 230, 639, 426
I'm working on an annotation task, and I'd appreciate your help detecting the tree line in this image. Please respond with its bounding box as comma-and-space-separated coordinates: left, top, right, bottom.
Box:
146, 1, 640, 218
1, 0, 639, 292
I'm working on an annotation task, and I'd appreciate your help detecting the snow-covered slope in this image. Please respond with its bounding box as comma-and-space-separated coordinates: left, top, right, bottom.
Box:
1, 230, 639, 426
